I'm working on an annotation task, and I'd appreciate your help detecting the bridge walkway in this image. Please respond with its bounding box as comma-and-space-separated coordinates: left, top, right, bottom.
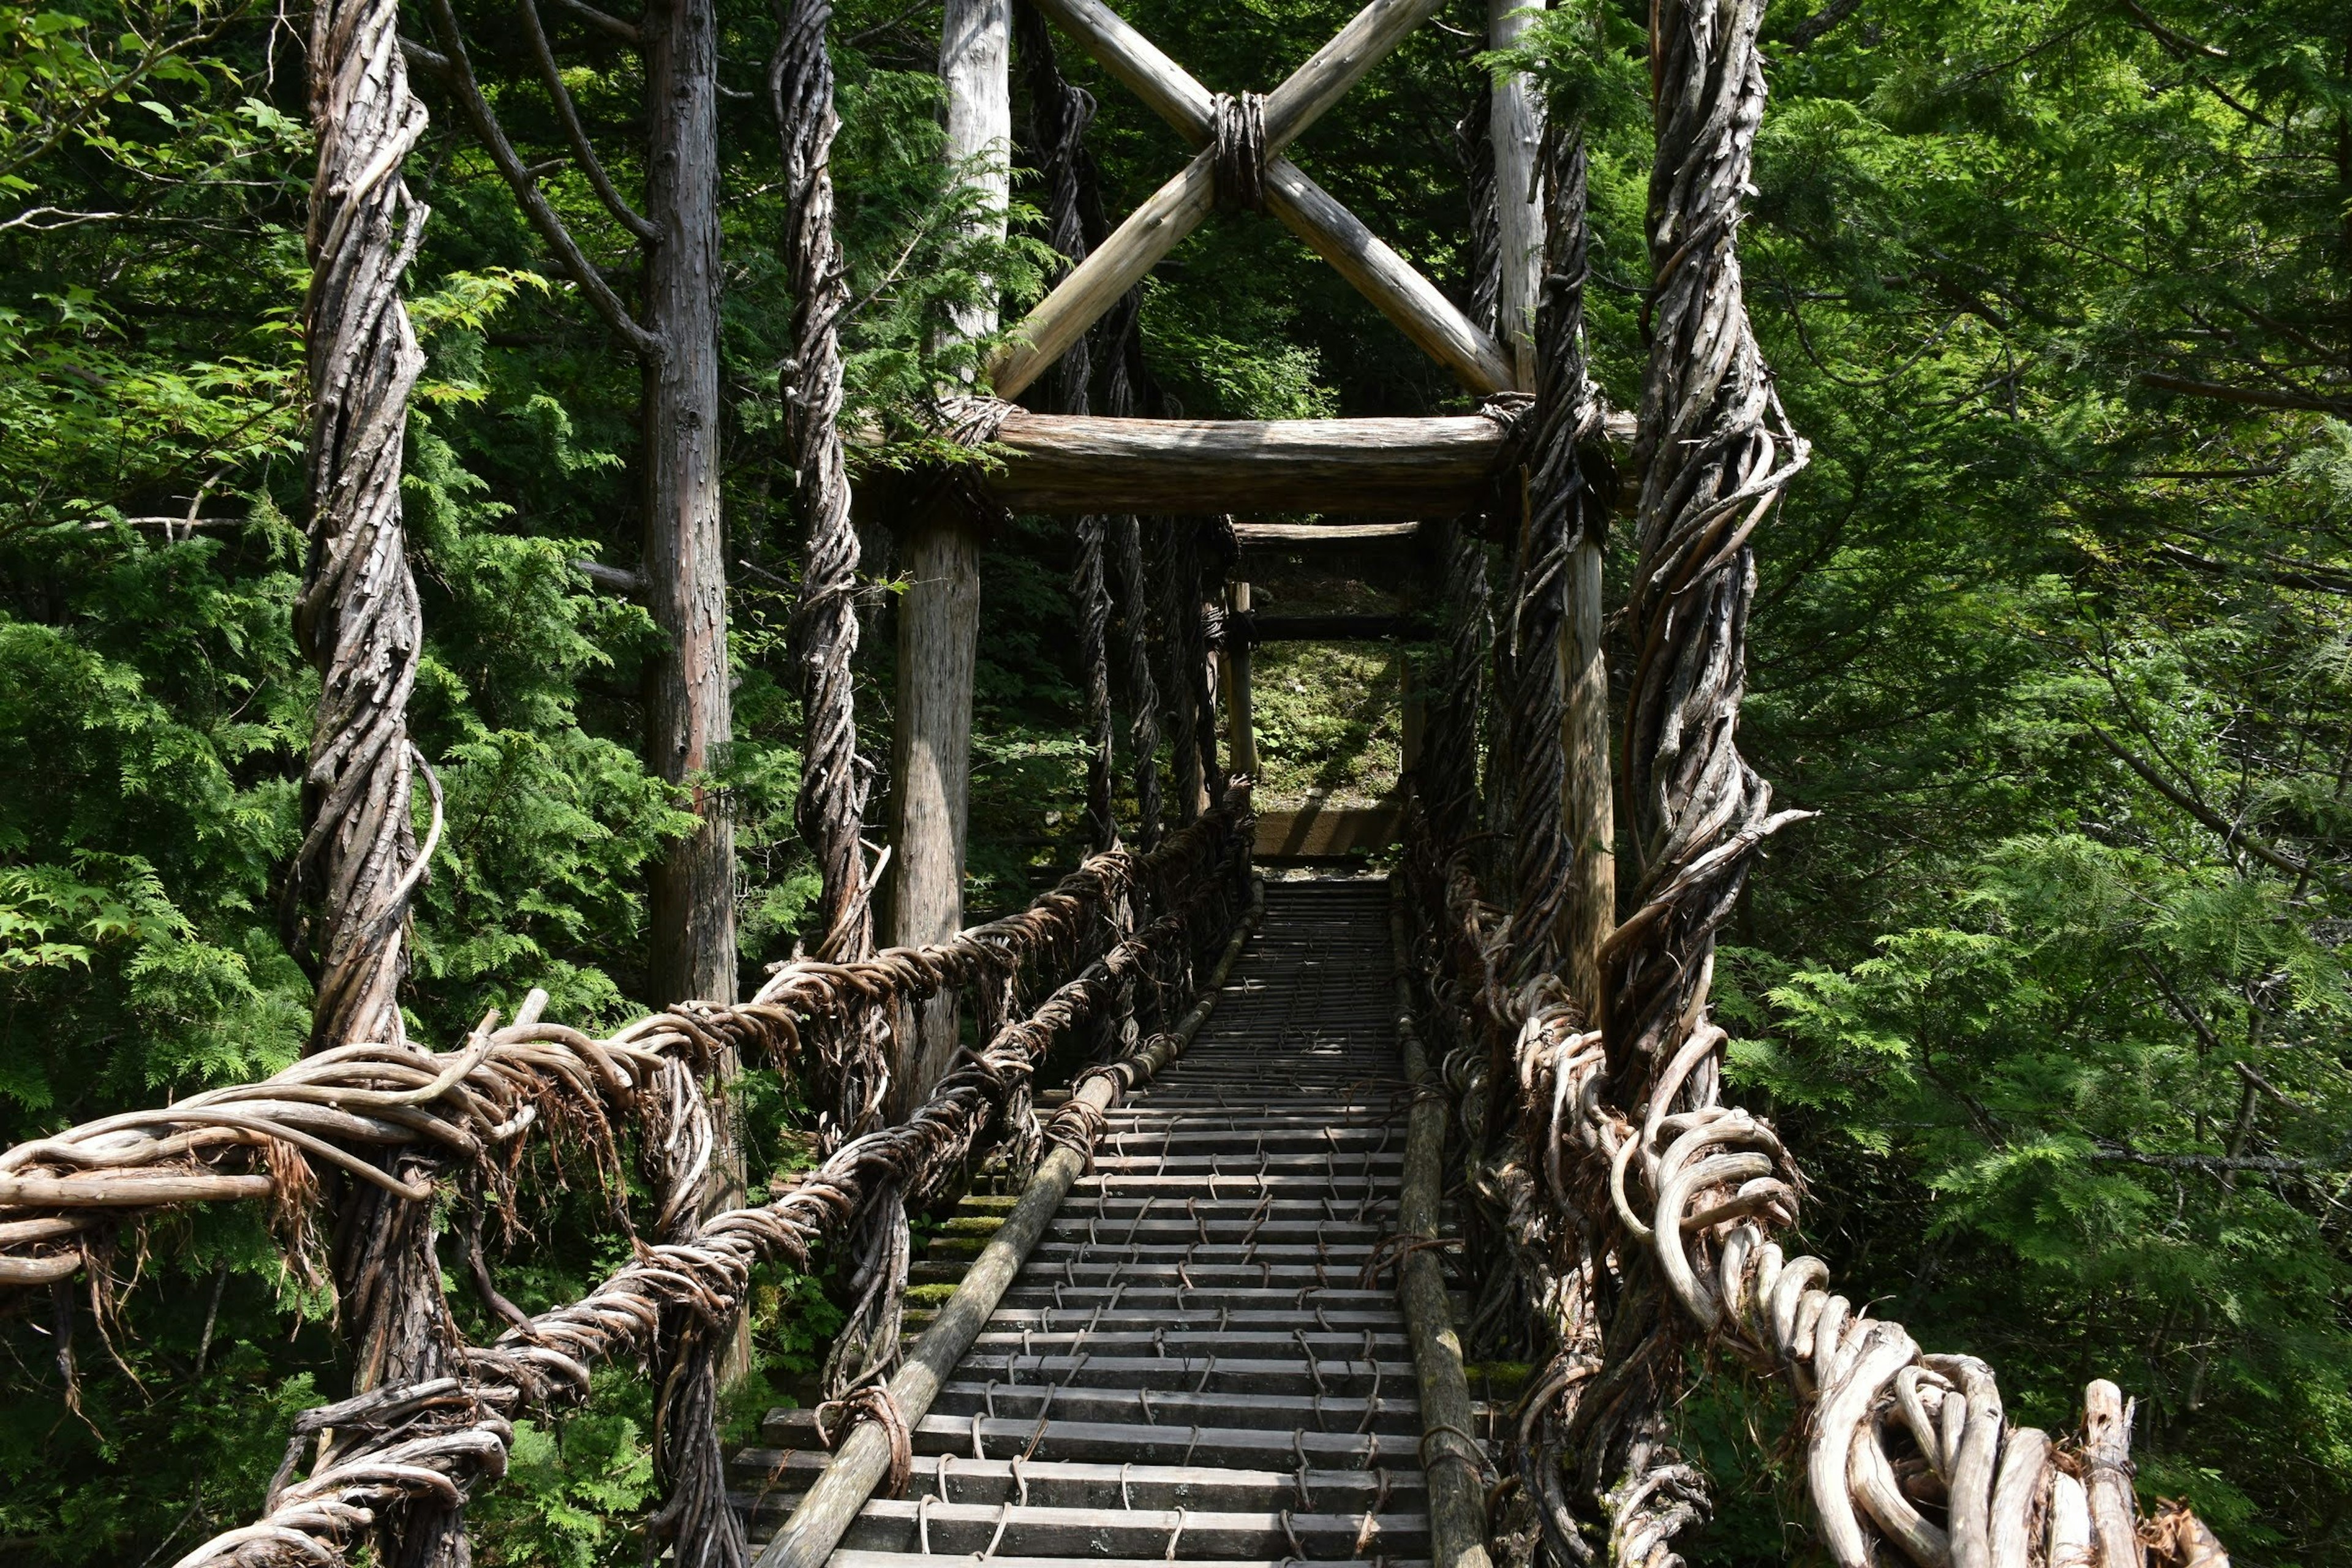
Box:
738, 878, 1438, 1568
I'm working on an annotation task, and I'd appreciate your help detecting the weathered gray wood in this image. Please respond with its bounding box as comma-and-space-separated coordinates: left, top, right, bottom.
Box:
940, 0, 1011, 345
1262, 164, 1513, 392
1262, 0, 1446, 151
886, 0, 1010, 1098
1027, 0, 1210, 129
1387, 883, 1492, 1568
1234, 521, 1422, 551
1487, 0, 1544, 389
2082, 1380, 2146, 1568
887, 516, 981, 1103
987, 152, 1214, 402
992, 0, 1494, 399
755, 884, 1263, 1568
0, 1174, 280, 1207
982, 412, 1506, 518
1561, 537, 1613, 1008
1224, 581, 1259, 780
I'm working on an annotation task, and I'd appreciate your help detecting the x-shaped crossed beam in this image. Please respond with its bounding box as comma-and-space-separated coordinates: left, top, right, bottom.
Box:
987, 0, 1515, 401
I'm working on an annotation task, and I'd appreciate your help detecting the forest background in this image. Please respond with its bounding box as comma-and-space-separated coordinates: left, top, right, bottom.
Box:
2, 0, 2349, 1562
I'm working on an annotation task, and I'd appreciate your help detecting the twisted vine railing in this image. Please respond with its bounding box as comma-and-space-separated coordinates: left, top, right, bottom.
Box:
1392, 2, 2235, 1564
2, 791, 1251, 1567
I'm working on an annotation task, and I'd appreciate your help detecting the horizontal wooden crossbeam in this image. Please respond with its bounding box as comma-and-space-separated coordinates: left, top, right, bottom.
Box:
980, 412, 1504, 517
1234, 521, 1423, 554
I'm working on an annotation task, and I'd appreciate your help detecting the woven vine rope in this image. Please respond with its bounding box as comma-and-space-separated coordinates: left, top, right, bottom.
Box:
0, 796, 1250, 1288
149, 794, 1251, 1568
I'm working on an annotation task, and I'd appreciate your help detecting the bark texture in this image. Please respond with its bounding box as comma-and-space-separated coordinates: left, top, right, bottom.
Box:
293, 0, 432, 1054
643, 0, 737, 1009
1529, 126, 1614, 1006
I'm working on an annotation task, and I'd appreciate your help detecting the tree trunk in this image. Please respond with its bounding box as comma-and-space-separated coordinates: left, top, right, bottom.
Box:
643, 0, 737, 1009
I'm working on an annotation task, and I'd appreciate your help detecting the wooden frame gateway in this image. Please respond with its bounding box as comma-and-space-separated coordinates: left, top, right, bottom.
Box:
992, 0, 1513, 400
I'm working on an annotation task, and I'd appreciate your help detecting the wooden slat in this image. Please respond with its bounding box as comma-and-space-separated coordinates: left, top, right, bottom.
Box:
982, 413, 1504, 517
1234, 521, 1423, 551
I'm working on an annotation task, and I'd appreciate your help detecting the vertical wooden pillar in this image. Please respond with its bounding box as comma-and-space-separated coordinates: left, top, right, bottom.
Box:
940, 0, 1011, 351
1488, 0, 1545, 390
1223, 581, 1260, 780
888, 0, 1007, 1104
643, 0, 737, 1010
1561, 540, 1613, 1008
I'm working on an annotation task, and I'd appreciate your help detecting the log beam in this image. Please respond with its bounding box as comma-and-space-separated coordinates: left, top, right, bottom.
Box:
1234, 520, 1423, 554
979, 412, 1506, 518
993, 0, 1507, 399
1223, 581, 1260, 780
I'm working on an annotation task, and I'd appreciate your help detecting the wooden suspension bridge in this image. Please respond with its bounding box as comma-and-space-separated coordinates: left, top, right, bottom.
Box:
0, 1, 2236, 1568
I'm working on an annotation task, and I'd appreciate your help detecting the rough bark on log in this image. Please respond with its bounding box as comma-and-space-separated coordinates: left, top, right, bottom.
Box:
1529, 124, 1613, 1003
1487, 0, 1544, 390
643, 0, 738, 1010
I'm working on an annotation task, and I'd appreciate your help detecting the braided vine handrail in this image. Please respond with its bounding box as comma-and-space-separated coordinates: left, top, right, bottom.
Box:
164, 796, 1253, 1568
0, 793, 1252, 1289
1403, 799, 2233, 1568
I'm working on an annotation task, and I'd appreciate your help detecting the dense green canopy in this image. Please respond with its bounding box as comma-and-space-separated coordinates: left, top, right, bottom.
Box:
1, 0, 2348, 1561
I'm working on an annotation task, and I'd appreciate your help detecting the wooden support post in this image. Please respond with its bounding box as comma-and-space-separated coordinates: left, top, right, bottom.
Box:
1561, 537, 1613, 1008
1488, 0, 1544, 390
885, 0, 1006, 1102
940, 0, 1010, 349
1400, 592, 1425, 777
1224, 580, 1260, 780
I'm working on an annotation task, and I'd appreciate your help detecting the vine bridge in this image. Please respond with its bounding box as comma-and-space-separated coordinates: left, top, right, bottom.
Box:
0, 1, 2231, 1568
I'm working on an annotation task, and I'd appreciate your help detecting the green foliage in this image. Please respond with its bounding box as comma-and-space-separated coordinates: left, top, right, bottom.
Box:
4, 0, 2352, 1561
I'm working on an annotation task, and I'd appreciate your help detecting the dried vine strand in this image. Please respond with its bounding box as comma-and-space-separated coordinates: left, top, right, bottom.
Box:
1573, 0, 1809, 1553
289, 0, 432, 1054
1509, 991, 2236, 1568
291, 11, 464, 1562
771, 0, 874, 973
1415, 93, 1501, 861
1016, 2, 1117, 851
644, 1058, 747, 1568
